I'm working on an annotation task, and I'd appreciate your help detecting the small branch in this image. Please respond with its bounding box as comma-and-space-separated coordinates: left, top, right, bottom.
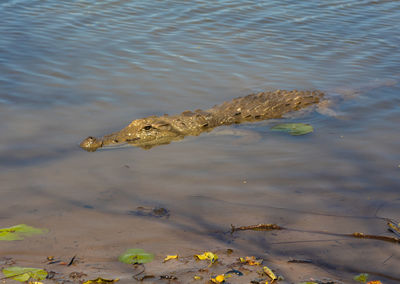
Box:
231, 223, 283, 233
351, 232, 400, 244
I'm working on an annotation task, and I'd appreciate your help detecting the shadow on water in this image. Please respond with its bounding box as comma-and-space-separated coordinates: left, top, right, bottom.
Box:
0, 146, 77, 169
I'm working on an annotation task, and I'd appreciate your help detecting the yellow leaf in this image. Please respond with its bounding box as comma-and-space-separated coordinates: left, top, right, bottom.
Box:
354, 273, 369, 283
240, 256, 262, 266
195, 252, 218, 264
211, 274, 231, 283
193, 275, 203, 280
83, 277, 119, 284
387, 220, 400, 237
263, 266, 277, 281
163, 255, 178, 262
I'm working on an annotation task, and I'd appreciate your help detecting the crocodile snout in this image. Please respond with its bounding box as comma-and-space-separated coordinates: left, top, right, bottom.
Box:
80, 136, 103, 152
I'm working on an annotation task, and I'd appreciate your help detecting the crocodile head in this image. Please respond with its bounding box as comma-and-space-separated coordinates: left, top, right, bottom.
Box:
80, 116, 184, 152
119, 116, 184, 149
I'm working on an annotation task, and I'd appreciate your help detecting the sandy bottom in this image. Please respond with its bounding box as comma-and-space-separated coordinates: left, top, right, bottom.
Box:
1, 195, 399, 284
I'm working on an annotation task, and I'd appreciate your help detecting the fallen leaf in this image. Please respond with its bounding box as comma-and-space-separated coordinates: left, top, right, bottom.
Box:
270, 123, 313, 136
263, 266, 277, 281
239, 256, 262, 266
0, 224, 47, 241
69, 271, 87, 280
82, 277, 119, 284
163, 255, 178, 262
118, 249, 154, 264
387, 220, 400, 237
211, 274, 231, 283
366, 281, 382, 284
160, 275, 177, 280
2, 267, 47, 282
225, 269, 243, 276
193, 275, 203, 280
195, 252, 218, 265
354, 273, 369, 283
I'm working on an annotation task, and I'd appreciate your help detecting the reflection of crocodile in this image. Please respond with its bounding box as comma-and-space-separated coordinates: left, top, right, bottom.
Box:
80, 90, 324, 151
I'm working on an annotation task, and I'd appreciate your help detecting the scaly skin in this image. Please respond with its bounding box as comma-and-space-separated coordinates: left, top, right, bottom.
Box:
80, 89, 324, 151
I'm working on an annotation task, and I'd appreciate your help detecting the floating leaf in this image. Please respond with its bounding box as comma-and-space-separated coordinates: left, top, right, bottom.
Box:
263, 266, 277, 281
354, 273, 369, 283
239, 256, 262, 266
2, 266, 47, 282
83, 277, 119, 284
163, 255, 178, 262
270, 123, 313, 136
0, 224, 47, 241
118, 249, 154, 264
195, 252, 218, 265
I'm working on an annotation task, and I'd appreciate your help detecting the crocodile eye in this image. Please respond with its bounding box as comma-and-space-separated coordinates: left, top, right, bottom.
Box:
143, 125, 152, 131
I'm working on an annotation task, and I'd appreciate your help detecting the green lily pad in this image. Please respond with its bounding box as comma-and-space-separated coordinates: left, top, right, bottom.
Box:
118, 249, 154, 264
0, 224, 47, 241
354, 273, 369, 283
2, 266, 47, 282
271, 123, 314, 136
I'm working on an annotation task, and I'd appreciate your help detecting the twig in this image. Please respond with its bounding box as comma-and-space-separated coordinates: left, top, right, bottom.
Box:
351, 232, 400, 244
231, 223, 283, 233
67, 255, 76, 266
231, 223, 400, 244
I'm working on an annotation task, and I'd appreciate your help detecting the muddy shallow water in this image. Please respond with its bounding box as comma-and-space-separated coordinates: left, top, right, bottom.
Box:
1, 1, 400, 283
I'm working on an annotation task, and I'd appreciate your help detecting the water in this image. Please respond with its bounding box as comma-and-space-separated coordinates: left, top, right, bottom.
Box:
1, 1, 400, 282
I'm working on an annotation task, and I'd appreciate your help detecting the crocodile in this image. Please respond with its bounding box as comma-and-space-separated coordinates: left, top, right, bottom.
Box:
80, 89, 324, 151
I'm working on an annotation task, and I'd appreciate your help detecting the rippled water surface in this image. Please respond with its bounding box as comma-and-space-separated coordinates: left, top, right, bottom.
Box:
1, 1, 400, 282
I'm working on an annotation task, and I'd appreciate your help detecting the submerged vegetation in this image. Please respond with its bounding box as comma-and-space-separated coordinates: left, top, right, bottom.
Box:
0, 224, 47, 241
